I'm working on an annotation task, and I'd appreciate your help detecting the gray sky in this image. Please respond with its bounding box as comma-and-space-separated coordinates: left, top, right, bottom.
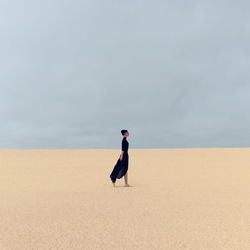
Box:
0, 0, 250, 149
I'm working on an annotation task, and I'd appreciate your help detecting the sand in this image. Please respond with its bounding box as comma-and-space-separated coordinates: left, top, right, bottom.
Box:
0, 148, 249, 250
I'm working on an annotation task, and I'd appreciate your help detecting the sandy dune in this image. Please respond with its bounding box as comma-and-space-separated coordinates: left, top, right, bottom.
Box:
0, 148, 249, 250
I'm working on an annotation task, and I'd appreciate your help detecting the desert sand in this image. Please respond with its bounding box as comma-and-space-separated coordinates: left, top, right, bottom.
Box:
0, 148, 249, 250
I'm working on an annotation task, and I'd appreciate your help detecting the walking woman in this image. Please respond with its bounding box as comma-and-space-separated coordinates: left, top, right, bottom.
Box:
110, 129, 130, 187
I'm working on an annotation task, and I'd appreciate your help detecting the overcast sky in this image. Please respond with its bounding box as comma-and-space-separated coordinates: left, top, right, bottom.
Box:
0, 0, 249, 149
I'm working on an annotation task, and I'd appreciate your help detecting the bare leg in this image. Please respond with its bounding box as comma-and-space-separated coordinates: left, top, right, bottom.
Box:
124, 172, 130, 187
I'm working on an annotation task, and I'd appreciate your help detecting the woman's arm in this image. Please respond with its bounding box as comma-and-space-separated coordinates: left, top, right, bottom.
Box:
120, 139, 125, 160
120, 151, 124, 161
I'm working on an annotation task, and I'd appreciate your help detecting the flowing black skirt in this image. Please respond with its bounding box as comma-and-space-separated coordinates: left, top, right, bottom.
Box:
110, 153, 129, 183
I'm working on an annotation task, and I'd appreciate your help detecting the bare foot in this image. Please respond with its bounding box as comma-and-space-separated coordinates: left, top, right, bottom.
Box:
112, 182, 115, 187
125, 183, 130, 187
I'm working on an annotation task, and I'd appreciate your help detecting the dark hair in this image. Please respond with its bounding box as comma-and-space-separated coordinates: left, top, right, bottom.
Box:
121, 129, 128, 136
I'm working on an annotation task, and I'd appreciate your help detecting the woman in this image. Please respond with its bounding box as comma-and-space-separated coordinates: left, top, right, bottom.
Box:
110, 129, 130, 187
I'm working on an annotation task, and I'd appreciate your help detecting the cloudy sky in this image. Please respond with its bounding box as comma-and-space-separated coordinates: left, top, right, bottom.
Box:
0, 0, 249, 149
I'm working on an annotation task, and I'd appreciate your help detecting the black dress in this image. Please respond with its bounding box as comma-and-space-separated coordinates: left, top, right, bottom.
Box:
110, 137, 129, 183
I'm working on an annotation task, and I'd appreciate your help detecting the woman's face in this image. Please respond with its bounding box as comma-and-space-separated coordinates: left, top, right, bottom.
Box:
125, 131, 129, 137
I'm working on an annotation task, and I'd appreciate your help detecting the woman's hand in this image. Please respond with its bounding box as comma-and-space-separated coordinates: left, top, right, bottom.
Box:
120, 155, 123, 161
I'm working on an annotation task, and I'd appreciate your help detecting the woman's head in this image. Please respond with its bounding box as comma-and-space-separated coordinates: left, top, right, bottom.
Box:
121, 129, 129, 137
